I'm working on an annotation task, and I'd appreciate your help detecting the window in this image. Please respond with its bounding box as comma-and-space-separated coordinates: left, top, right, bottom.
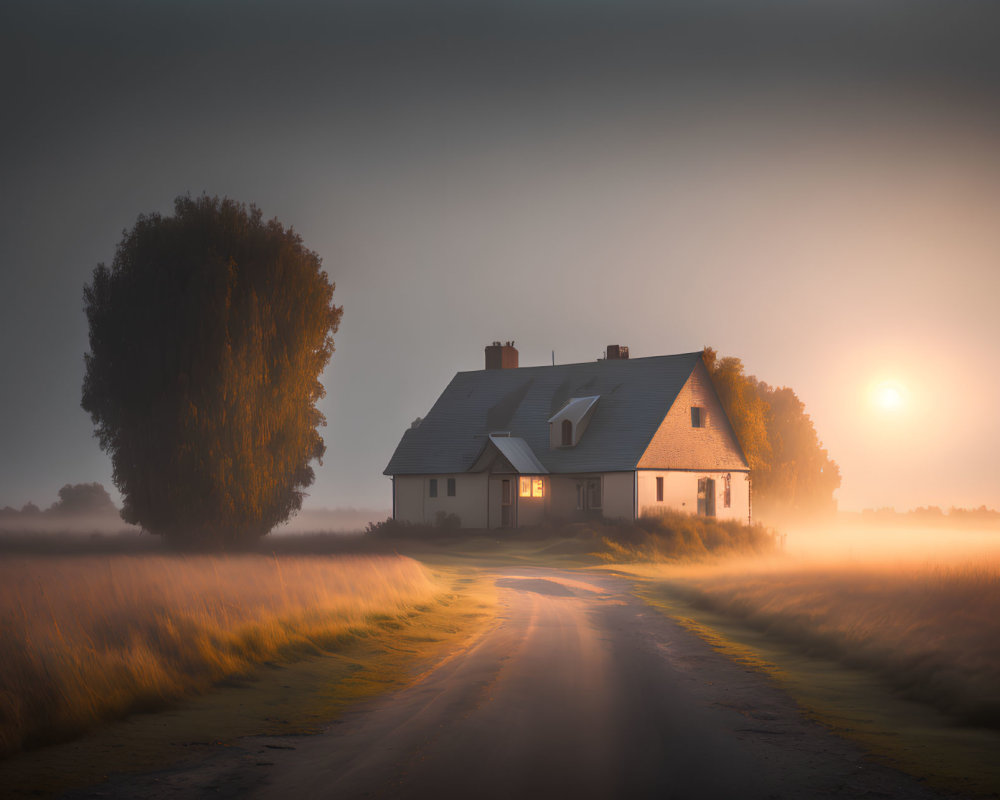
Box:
656, 476, 664, 502
429, 478, 438, 498
447, 478, 456, 497
691, 407, 705, 428
724, 474, 731, 508
519, 477, 545, 498
561, 419, 573, 446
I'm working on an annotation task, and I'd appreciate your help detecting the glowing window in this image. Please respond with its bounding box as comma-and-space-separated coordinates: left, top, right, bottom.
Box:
520, 477, 545, 498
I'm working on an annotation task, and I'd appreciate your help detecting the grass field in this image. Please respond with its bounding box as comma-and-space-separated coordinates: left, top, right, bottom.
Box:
6, 517, 1000, 796
614, 523, 1000, 795
633, 556, 1000, 727
0, 552, 463, 758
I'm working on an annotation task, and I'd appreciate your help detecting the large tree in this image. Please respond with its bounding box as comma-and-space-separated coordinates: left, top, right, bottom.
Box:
703, 347, 840, 516
82, 195, 342, 547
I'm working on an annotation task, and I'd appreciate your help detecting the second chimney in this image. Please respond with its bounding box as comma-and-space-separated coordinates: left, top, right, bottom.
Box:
606, 344, 629, 360
486, 341, 519, 370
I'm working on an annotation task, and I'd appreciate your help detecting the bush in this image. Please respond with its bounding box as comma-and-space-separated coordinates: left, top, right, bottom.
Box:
593, 511, 778, 562
363, 511, 776, 561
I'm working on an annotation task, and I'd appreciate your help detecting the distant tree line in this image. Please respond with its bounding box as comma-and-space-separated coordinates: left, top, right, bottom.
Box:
702, 347, 841, 517
853, 505, 1000, 526
0, 482, 118, 518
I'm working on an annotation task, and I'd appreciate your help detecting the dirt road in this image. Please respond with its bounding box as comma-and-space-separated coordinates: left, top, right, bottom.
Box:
77, 569, 951, 799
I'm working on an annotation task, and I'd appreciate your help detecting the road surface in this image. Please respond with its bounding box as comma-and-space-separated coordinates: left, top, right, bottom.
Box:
76, 568, 951, 799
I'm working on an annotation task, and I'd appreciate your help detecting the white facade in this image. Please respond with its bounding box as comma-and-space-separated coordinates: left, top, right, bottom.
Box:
636, 469, 750, 523
393, 468, 750, 529
393, 474, 489, 528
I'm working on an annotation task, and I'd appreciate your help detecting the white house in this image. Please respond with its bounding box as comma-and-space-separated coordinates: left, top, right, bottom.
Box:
384, 344, 751, 529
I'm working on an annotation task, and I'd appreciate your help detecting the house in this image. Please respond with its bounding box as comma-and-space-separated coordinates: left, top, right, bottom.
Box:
384, 343, 751, 529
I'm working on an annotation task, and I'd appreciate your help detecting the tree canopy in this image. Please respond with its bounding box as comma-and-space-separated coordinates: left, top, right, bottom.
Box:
82, 195, 342, 547
47, 482, 116, 515
703, 347, 840, 517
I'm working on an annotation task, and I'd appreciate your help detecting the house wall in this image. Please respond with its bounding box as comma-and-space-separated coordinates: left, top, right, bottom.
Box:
542, 472, 636, 522
603, 472, 636, 520
396, 470, 752, 527
637, 469, 750, 523
393, 474, 489, 528
638, 360, 748, 471
517, 483, 548, 527
547, 476, 579, 519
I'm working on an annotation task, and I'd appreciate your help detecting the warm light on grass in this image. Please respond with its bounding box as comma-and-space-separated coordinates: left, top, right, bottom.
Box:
0, 554, 445, 757
636, 555, 1000, 727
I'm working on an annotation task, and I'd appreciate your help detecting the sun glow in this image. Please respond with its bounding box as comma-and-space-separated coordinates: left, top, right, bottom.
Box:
871, 381, 906, 414
876, 383, 905, 411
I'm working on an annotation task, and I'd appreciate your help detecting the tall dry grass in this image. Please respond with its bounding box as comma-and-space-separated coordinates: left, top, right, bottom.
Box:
0, 554, 443, 756
594, 511, 778, 562
651, 557, 1000, 727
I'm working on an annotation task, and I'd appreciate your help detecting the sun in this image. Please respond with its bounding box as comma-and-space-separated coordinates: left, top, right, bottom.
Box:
873, 381, 906, 412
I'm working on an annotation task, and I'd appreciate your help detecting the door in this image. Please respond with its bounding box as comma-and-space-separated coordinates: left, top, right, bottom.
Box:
500, 479, 513, 527
698, 478, 716, 517
576, 477, 603, 516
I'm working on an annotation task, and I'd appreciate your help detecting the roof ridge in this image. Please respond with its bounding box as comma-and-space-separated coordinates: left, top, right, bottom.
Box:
454, 350, 703, 376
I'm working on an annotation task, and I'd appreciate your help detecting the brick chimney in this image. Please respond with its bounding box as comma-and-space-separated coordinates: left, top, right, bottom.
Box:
606, 344, 629, 360
485, 341, 519, 369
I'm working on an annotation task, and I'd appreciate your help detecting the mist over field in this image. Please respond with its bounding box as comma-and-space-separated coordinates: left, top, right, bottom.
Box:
0, 503, 388, 536
627, 516, 1000, 738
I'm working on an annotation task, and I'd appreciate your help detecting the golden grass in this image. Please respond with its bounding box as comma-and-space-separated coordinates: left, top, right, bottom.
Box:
593, 510, 778, 562
628, 556, 1000, 728
0, 553, 445, 757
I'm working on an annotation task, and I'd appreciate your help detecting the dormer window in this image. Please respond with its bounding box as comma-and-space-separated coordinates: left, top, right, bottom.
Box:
549, 395, 600, 448
691, 406, 705, 428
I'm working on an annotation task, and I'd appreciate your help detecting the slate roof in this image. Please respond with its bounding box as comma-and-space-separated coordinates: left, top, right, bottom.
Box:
384, 352, 705, 476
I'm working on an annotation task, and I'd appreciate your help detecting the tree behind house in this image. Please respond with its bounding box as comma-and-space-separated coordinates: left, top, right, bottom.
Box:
703, 347, 840, 516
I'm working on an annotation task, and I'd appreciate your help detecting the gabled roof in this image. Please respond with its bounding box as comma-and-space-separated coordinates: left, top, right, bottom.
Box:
478, 435, 549, 474
548, 395, 600, 425
384, 352, 707, 476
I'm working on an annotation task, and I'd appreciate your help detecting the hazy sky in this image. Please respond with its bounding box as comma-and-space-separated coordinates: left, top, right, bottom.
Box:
3, 1, 999, 514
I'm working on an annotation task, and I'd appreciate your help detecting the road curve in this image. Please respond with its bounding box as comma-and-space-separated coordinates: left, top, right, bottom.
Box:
79, 568, 949, 800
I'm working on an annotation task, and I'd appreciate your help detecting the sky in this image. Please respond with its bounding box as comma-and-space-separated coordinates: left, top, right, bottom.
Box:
2, 0, 999, 514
